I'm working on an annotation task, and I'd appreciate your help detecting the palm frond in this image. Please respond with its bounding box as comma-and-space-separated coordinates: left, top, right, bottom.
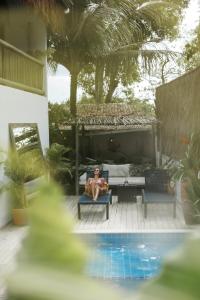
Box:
137, 0, 169, 11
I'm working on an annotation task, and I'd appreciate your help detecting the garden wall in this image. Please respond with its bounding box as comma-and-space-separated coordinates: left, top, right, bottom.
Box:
156, 66, 200, 159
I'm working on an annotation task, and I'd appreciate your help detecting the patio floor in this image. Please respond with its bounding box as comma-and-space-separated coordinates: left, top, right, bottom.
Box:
0, 195, 194, 299
68, 195, 188, 233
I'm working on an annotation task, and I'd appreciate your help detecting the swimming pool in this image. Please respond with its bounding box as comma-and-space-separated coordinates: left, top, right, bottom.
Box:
79, 233, 188, 291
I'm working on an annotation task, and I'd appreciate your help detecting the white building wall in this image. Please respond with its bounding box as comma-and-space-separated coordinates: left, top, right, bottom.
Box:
0, 86, 49, 153
0, 7, 49, 227
0, 85, 49, 227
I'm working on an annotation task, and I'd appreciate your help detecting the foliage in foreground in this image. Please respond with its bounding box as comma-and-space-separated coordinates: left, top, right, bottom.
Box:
4, 179, 200, 300
17, 181, 86, 273
137, 233, 200, 300
6, 180, 124, 300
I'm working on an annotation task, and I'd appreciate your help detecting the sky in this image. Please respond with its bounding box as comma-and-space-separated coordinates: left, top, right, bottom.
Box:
47, 0, 200, 104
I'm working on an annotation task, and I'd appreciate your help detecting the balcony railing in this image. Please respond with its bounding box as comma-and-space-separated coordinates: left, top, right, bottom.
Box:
0, 39, 44, 95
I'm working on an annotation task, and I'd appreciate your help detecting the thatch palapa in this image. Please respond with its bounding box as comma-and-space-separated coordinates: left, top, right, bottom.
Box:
61, 103, 156, 195
63, 103, 156, 130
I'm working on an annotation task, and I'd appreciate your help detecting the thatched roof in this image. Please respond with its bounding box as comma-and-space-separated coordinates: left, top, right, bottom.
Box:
63, 103, 156, 128
59, 124, 153, 132
77, 103, 134, 117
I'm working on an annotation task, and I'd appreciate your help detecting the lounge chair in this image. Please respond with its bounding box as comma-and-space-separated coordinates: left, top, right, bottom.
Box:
142, 169, 176, 218
78, 170, 112, 220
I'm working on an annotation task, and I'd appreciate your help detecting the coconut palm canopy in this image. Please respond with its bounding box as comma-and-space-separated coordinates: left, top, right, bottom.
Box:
62, 103, 156, 129
47, 0, 188, 117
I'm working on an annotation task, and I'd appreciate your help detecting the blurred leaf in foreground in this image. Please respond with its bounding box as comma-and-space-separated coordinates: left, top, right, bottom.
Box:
7, 179, 200, 300
7, 265, 125, 300
137, 232, 200, 300
17, 180, 86, 273
6, 180, 125, 300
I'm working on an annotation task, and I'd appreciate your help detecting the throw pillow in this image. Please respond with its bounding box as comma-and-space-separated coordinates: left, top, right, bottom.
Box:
129, 164, 143, 176
167, 180, 176, 195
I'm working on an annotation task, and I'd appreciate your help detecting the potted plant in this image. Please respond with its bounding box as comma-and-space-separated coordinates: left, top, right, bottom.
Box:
173, 133, 200, 224
4, 151, 42, 225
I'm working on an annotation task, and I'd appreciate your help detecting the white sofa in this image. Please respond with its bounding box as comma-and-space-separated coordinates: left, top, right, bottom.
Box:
79, 163, 145, 187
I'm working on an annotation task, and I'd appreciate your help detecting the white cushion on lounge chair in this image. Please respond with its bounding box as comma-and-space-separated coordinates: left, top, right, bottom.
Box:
127, 177, 145, 185
109, 177, 145, 186
102, 163, 130, 177
109, 177, 126, 185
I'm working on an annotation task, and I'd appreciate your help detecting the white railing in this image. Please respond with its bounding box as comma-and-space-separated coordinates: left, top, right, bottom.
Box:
0, 39, 44, 95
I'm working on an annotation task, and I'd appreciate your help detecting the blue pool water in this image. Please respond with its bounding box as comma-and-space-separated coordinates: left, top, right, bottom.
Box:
79, 233, 188, 291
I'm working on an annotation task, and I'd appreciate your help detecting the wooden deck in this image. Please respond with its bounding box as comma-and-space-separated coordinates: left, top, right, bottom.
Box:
66, 195, 188, 233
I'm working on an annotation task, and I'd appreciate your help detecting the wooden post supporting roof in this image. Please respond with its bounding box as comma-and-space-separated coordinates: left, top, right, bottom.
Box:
75, 122, 79, 195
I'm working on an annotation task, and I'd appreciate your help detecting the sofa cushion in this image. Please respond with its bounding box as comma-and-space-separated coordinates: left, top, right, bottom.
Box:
129, 164, 141, 176
102, 163, 130, 177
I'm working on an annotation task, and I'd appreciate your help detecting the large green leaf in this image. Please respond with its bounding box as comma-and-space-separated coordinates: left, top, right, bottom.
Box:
137, 234, 200, 300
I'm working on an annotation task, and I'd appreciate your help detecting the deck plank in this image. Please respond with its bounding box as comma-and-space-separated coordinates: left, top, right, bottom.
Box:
69, 195, 187, 233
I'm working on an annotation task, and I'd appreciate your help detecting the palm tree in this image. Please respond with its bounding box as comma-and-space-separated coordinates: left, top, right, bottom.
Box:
26, 0, 188, 109
52, 0, 187, 105
48, 0, 141, 116
82, 0, 189, 103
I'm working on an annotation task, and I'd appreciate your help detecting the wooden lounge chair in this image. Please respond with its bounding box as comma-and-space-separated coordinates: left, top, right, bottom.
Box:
78, 170, 112, 220
142, 169, 176, 218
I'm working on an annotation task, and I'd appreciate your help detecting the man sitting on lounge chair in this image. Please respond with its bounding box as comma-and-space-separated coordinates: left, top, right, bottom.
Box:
84, 167, 109, 201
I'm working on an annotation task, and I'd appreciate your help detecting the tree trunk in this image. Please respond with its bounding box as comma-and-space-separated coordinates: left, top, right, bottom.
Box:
69, 67, 79, 166
105, 66, 119, 103
105, 77, 119, 103
161, 58, 169, 84
95, 59, 104, 104
70, 71, 78, 117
